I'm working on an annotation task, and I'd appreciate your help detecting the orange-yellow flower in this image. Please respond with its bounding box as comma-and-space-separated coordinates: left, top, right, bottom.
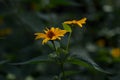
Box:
34, 27, 67, 44
111, 48, 120, 58
63, 17, 87, 27
96, 39, 106, 47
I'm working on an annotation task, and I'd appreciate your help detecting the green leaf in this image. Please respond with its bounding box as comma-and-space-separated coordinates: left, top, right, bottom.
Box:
66, 57, 93, 69
59, 70, 81, 78
57, 48, 68, 54
48, 49, 68, 64
47, 41, 54, 50
9, 55, 53, 65
62, 23, 72, 32
54, 41, 60, 49
49, 52, 58, 58
69, 49, 112, 74
47, 41, 60, 50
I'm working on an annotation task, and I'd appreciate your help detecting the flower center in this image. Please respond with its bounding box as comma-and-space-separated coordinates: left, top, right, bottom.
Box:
47, 31, 55, 39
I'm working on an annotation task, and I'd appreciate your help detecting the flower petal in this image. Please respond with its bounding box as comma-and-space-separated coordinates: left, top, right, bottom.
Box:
64, 21, 73, 24
34, 33, 46, 40
35, 27, 67, 44
77, 23, 82, 27
63, 17, 87, 28
42, 38, 50, 44
78, 18, 87, 24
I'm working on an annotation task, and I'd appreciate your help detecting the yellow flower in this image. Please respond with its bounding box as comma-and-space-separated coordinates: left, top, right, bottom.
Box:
63, 17, 87, 27
111, 48, 120, 58
34, 27, 67, 44
96, 39, 106, 47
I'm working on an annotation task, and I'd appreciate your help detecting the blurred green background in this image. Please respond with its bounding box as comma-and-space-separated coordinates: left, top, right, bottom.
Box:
0, 0, 120, 80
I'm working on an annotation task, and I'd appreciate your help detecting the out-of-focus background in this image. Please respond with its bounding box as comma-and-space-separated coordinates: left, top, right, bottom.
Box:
0, 0, 120, 80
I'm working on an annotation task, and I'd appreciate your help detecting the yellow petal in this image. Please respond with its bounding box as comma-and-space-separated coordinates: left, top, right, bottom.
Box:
72, 20, 77, 23
42, 38, 50, 44
44, 27, 49, 33
63, 18, 87, 27
35, 27, 67, 44
78, 18, 87, 24
58, 30, 67, 36
64, 21, 73, 24
51, 27, 55, 32
77, 23, 82, 27
57, 37, 61, 40
54, 28, 59, 33
34, 33, 46, 39
51, 36, 57, 40
55, 29, 67, 36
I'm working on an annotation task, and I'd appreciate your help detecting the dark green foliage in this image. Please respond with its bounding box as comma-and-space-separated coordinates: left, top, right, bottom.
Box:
0, 0, 120, 80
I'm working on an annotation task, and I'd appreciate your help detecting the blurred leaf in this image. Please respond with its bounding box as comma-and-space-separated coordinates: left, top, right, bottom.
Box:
49, 52, 58, 58
47, 41, 60, 50
49, 49, 68, 64
60, 70, 81, 78
62, 23, 72, 32
113, 58, 120, 62
9, 55, 53, 65
17, 12, 45, 31
3, 65, 24, 80
50, 0, 80, 7
47, 41, 54, 50
73, 55, 111, 74
66, 57, 93, 69
0, 75, 5, 80
54, 41, 60, 49
0, 60, 9, 64
70, 49, 111, 74
57, 48, 68, 54
53, 76, 59, 80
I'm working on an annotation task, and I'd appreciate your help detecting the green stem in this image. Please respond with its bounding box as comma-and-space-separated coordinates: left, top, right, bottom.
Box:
51, 41, 66, 80
60, 62, 66, 80
66, 32, 72, 51
52, 40, 57, 51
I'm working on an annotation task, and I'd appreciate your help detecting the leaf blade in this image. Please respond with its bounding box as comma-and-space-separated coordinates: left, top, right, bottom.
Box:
69, 49, 112, 74
9, 55, 53, 65
62, 23, 72, 32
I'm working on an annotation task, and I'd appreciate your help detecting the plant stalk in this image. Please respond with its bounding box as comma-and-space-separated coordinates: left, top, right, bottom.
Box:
52, 40, 57, 51
60, 62, 66, 80
66, 32, 72, 51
